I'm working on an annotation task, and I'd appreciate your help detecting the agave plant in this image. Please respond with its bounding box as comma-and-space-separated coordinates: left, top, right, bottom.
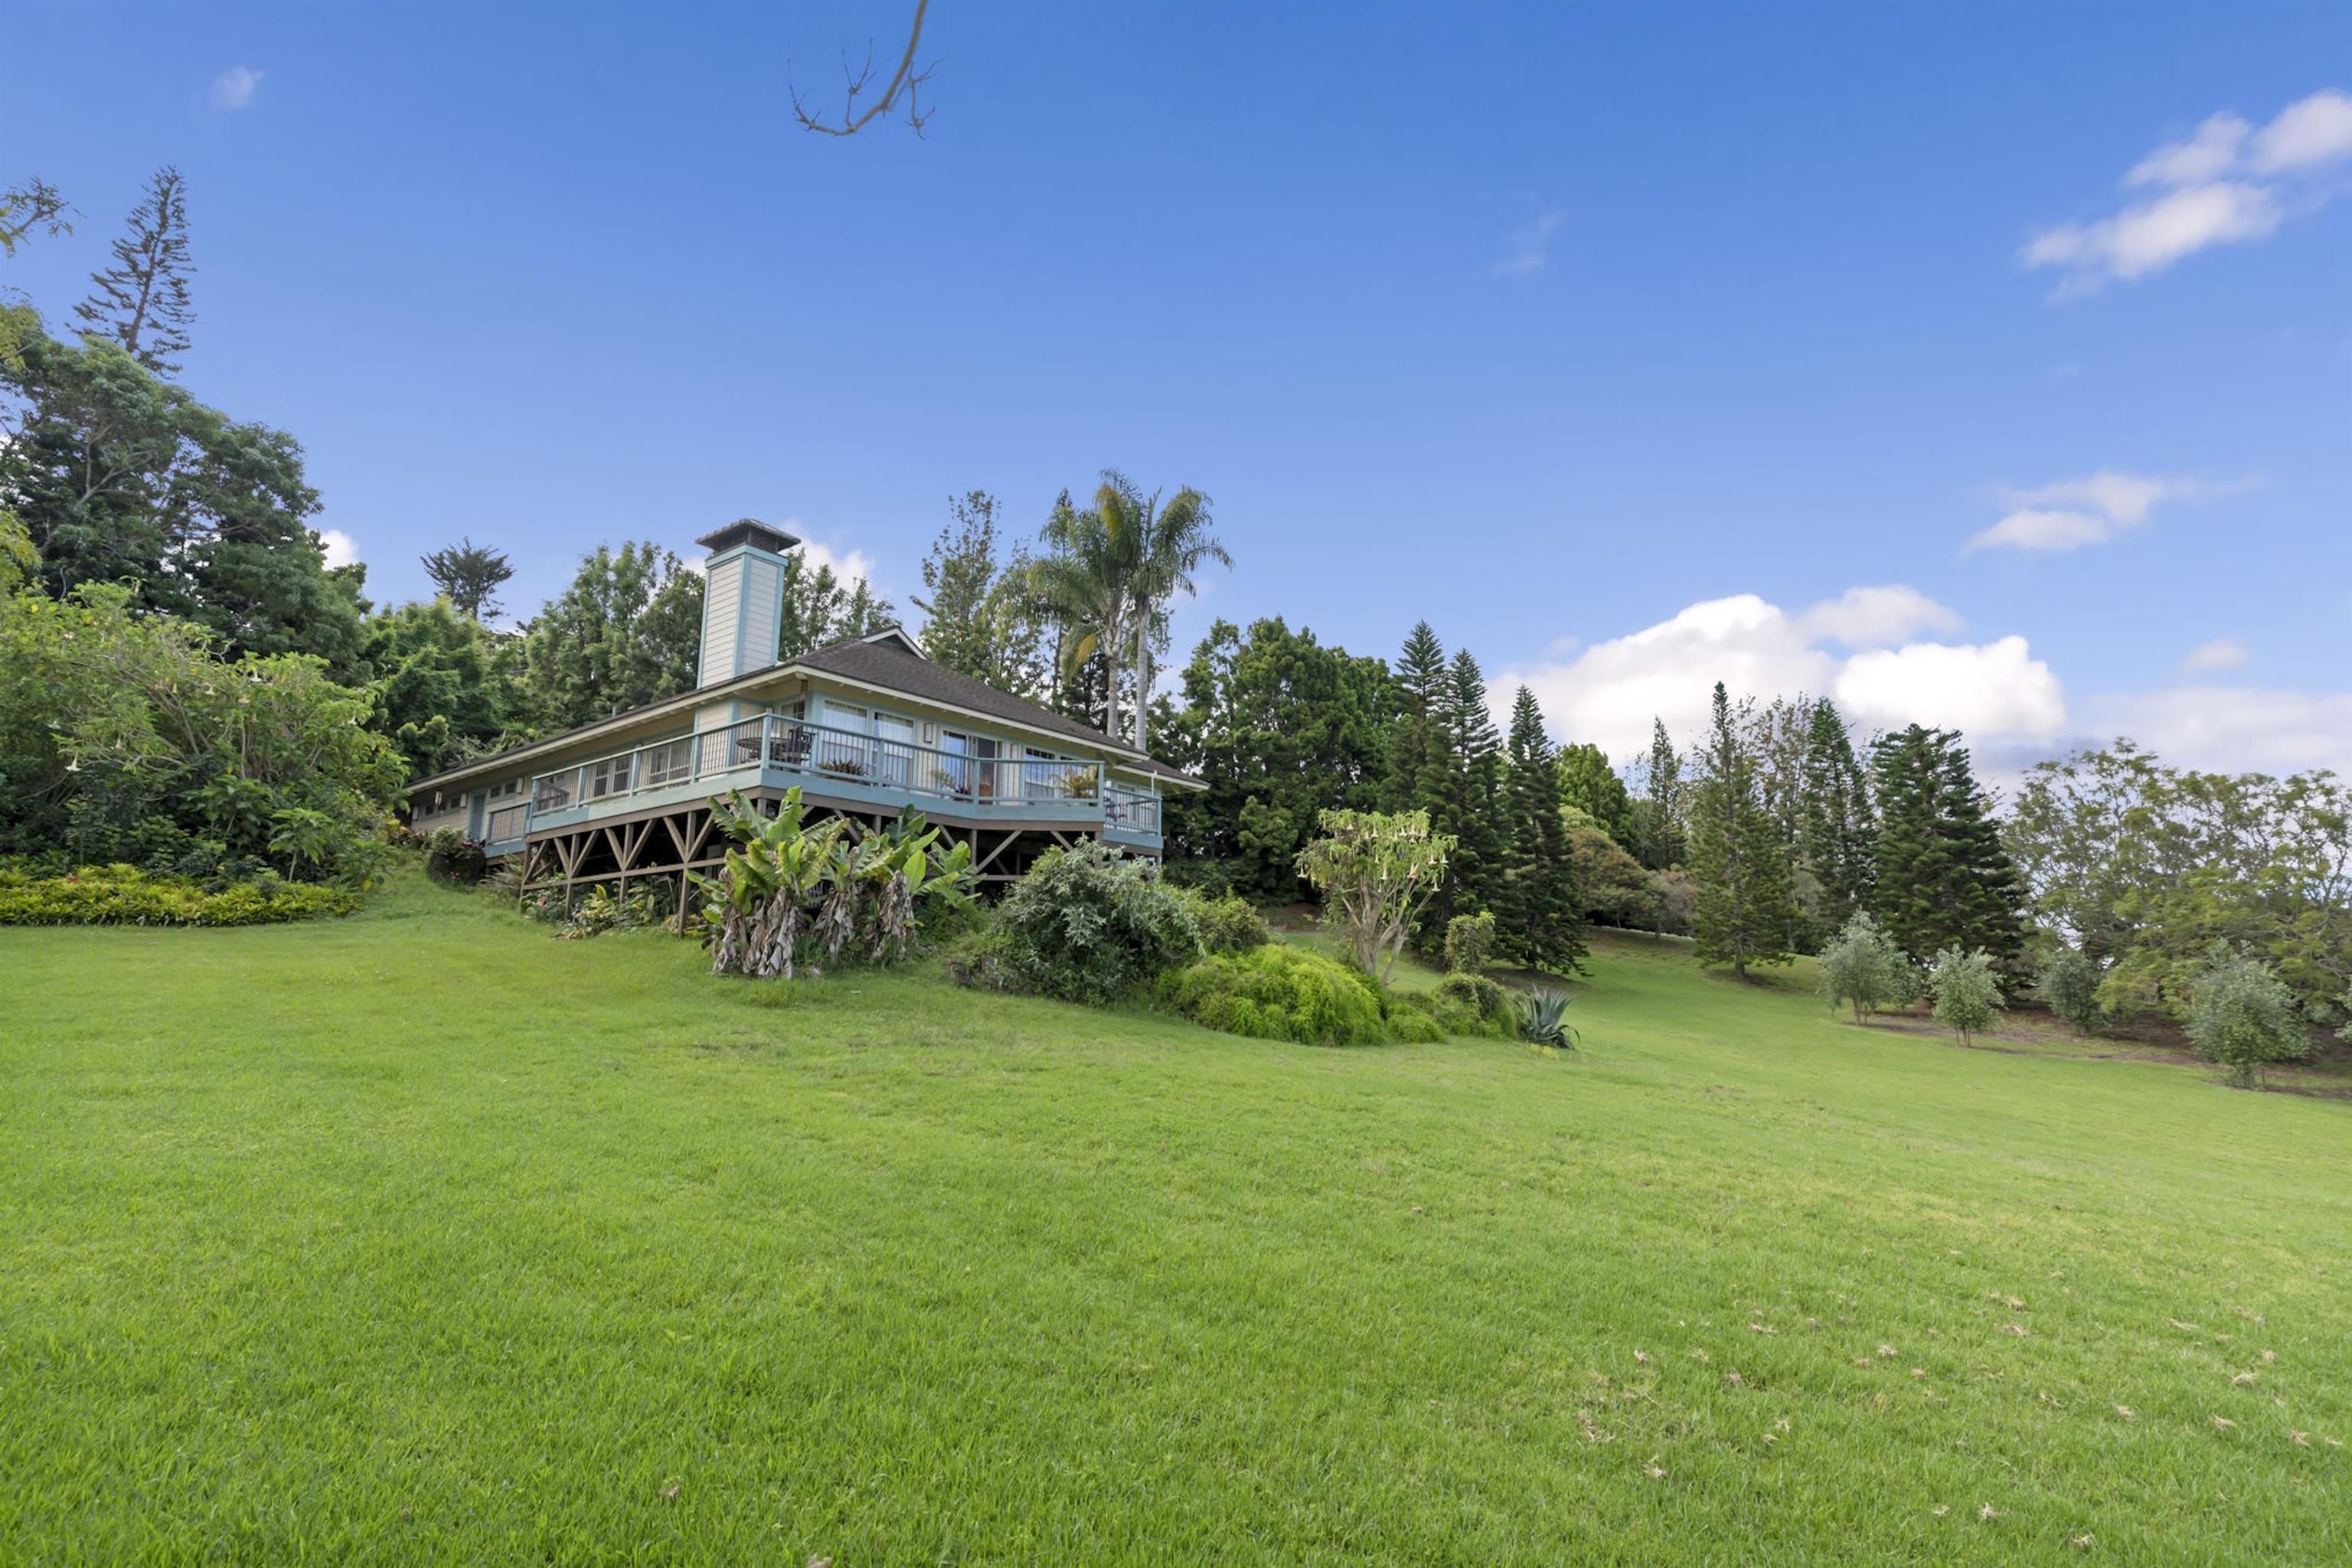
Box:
1514, 986, 1579, 1050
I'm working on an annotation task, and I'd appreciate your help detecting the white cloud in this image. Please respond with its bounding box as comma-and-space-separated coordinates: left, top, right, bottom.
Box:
1798, 585, 1965, 649
799, 537, 878, 590
2089, 687, 2352, 776
1494, 211, 1565, 277
1498, 591, 2064, 763
2182, 637, 2249, 672
211, 66, 263, 110
2248, 87, 2352, 173
2125, 113, 2250, 188
2024, 88, 2351, 294
1967, 470, 2244, 554
315, 528, 358, 569
1835, 636, 2067, 743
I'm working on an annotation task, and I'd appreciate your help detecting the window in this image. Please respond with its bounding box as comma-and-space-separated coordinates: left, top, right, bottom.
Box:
586, 754, 633, 799
642, 738, 693, 787
485, 778, 521, 803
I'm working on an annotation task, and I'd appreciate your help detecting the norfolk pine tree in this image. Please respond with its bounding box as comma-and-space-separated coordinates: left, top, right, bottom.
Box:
1500, 685, 1586, 974
1687, 682, 1794, 978
76, 167, 195, 374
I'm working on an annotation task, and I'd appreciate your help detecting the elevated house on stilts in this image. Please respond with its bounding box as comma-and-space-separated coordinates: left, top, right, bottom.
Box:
405, 520, 1199, 903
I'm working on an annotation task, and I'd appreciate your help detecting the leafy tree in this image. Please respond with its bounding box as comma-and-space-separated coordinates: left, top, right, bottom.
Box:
1926, 946, 2004, 1046
912, 490, 1049, 697
361, 598, 517, 778
518, 542, 702, 731
2182, 943, 2309, 1087
1, 323, 362, 676
2037, 946, 2109, 1035
1687, 683, 1792, 978
1567, 821, 1655, 929
0, 513, 35, 595
1817, 911, 1912, 1024
419, 537, 514, 622
777, 549, 895, 659
1870, 725, 2025, 978
1, 176, 74, 260
1156, 616, 1393, 897
1295, 808, 1454, 983
75, 167, 195, 374
1798, 698, 1875, 943
0, 583, 402, 881
1557, 741, 1638, 848
1635, 718, 1685, 870
2007, 743, 2350, 1024
1498, 684, 1585, 973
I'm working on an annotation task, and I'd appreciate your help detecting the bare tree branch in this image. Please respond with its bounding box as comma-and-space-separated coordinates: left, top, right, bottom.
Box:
789, 0, 937, 138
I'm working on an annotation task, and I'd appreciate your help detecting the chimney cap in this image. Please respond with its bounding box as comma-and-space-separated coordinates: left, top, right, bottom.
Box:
696, 518, 801, 557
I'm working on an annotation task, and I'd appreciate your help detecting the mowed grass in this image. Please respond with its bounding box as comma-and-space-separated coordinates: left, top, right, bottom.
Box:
3, 876, 2347, 1565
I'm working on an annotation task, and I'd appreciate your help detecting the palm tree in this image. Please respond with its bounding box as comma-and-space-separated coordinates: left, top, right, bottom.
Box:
1031, 482, 1145, 740
1031, 472, 1226, 748
1125, 477, 1223, 749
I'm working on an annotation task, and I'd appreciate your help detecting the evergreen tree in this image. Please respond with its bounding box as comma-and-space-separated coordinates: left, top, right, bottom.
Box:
1499, 685, 1586, 974
1754, 695, 1815, 952
776, 550, 897, 660
75, 167, 194, 374
1383, 621, 1448, 813
1636, 717, 1685, 870
1687, 682, 1794, 978
1798, 697, 1876, 942
419, 537, 514, 622
912, 490, 1050, 697
1869, 725, 2027, 976
1421, 647, 1505, 936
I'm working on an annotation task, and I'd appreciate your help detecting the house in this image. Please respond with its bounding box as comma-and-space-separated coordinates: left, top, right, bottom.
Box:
403, 519, 1200, 900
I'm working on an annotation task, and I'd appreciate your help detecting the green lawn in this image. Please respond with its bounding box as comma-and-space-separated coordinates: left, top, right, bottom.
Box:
5, 875, 2347, 1565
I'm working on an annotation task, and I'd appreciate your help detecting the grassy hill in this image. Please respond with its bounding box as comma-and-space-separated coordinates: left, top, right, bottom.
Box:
4, 874, 2346, 1565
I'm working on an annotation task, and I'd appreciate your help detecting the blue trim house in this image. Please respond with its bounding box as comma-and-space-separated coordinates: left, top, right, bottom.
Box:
405, 521, 1200, 897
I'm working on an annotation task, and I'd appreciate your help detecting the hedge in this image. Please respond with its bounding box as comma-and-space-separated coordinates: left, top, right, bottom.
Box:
0, 864, 358, 927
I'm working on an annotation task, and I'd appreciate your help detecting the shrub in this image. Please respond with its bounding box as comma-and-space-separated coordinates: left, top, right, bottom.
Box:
1175, 887, 1272, 956
2184, 943, 2309, 1087
2038, 946, 2108, 1035
1159, 944, 1388, 1047
1380, 997, 1450, 1043
1443, 911, 1497, 973
0, 863, 357, 926
991, 842, 1202, 1001
1926, 946, 2004, 1046
1817, 912, 1912, 1024
558, 882, 666, 939
1435, 972, 1514, 1029
424, 828, 488, 887
1515, 987, 1578, 1049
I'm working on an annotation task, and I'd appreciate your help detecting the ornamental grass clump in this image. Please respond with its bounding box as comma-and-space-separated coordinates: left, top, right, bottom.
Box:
1159, 944, 1389, 1047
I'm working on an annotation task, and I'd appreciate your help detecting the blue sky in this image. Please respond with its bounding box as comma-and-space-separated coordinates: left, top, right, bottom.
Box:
4, 2, 2347, 775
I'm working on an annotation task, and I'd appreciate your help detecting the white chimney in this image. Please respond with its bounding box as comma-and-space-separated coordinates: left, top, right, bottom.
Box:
695, 519, 801, 688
